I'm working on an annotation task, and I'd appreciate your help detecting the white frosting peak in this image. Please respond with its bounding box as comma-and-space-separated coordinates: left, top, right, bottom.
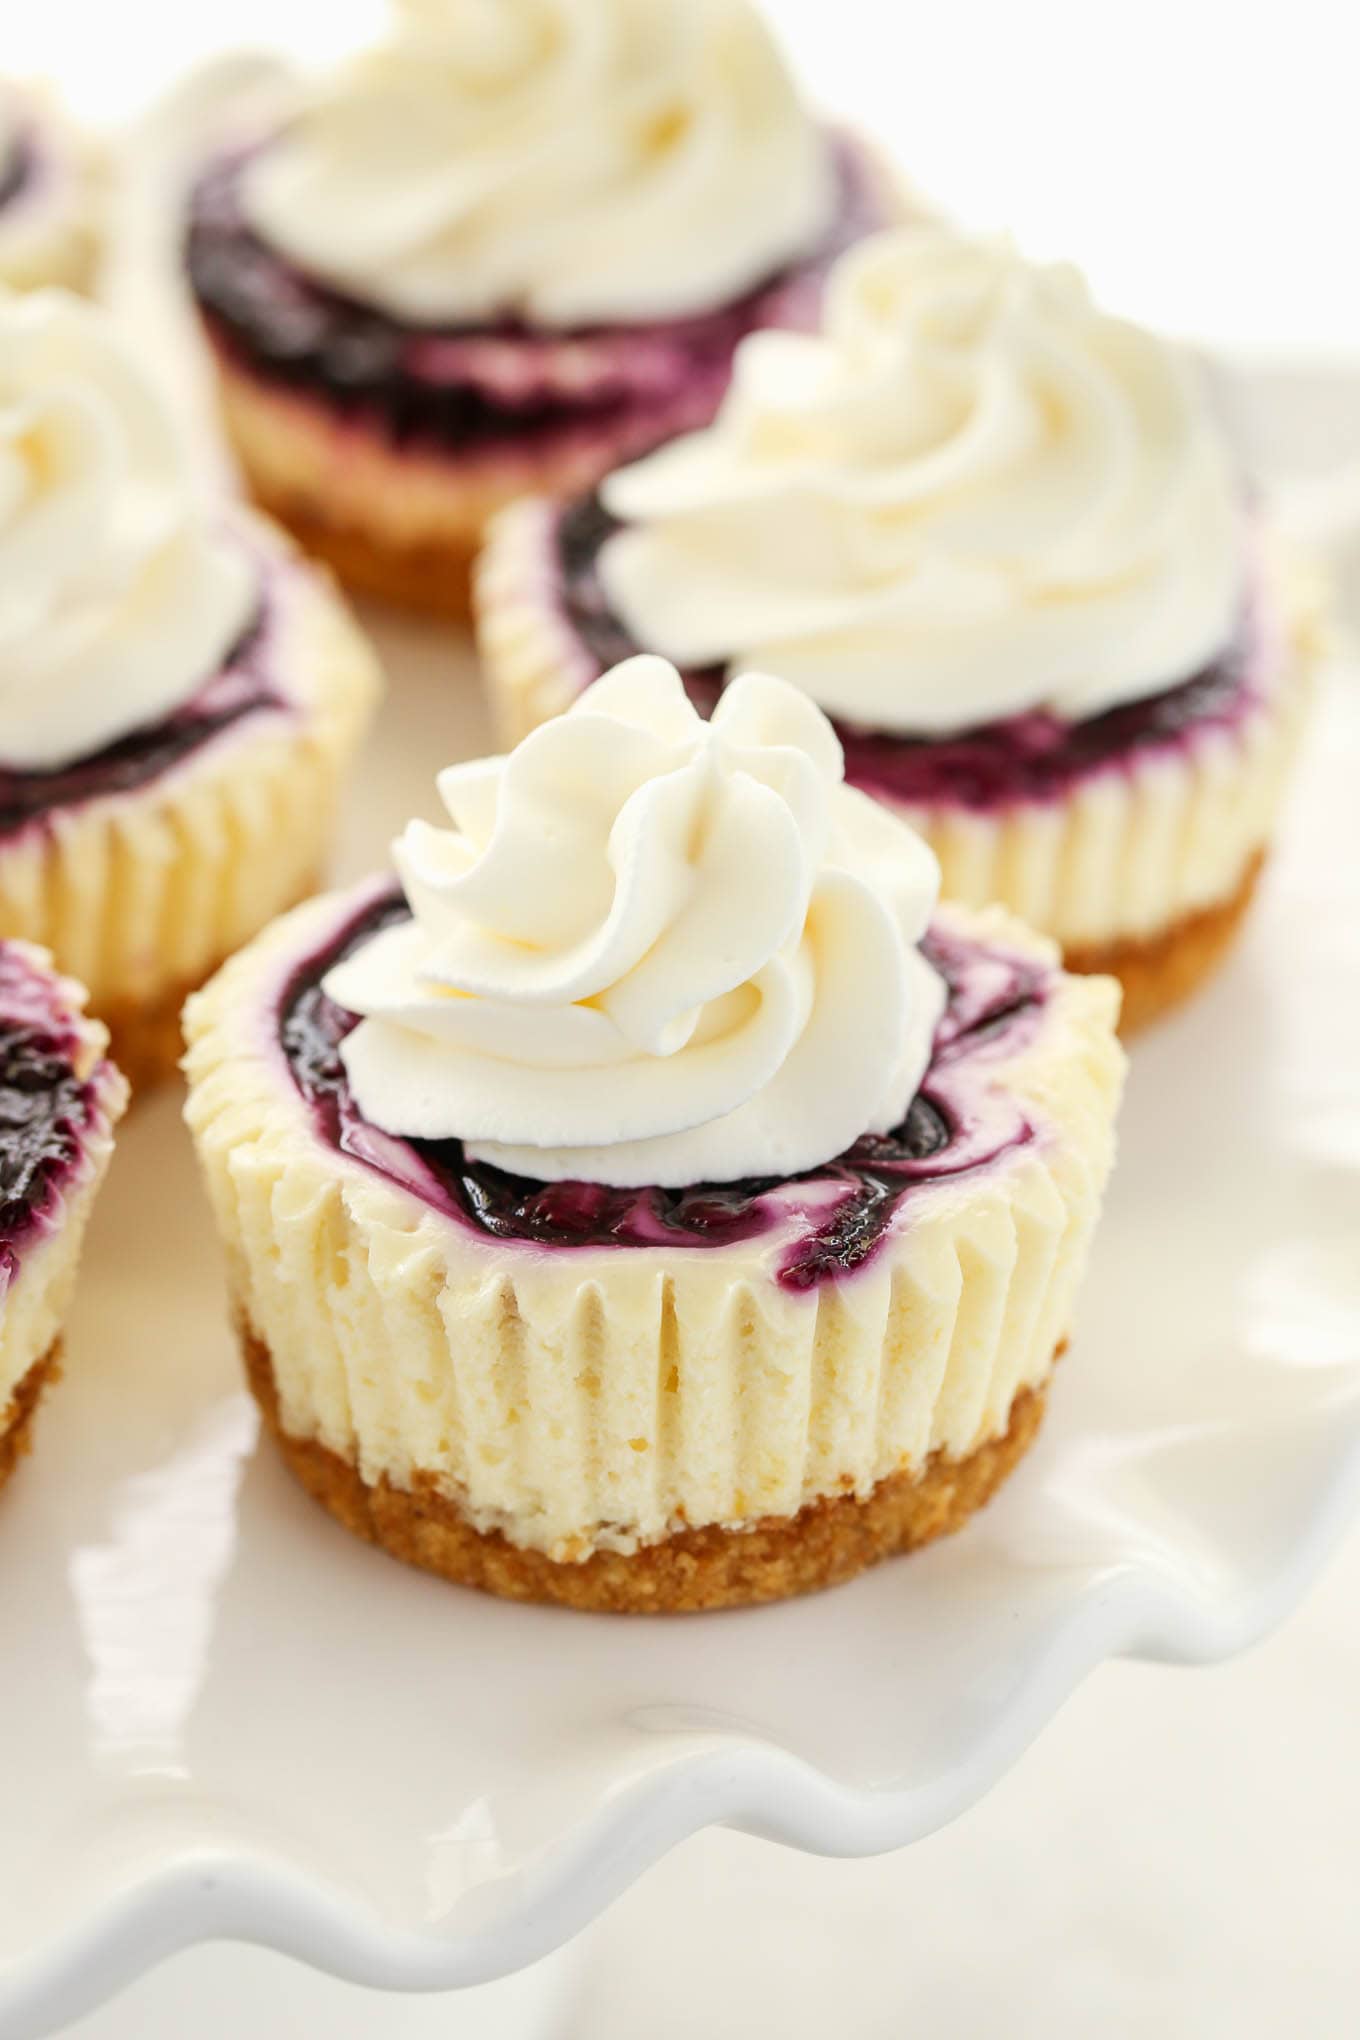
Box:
326, 656, 946, 1187
600, 228, 1244, 734
242, 0, 834, 328
0, 289, 255, 772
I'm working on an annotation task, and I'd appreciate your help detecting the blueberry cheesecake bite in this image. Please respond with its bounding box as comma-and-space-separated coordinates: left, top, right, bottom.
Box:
0, 288, 380, 1090
478, 227, 1323, 1031
182, 0, 906, 618
184, 656, 1124, 1611
0, 80, 100, 296
0, 942, 126, 1494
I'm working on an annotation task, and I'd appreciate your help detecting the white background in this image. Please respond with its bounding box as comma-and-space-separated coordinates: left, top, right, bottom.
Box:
8, 5, 1360, 2036
11, 0, 1360, 351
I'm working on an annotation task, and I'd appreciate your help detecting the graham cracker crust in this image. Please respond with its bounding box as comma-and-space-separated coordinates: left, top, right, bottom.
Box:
1066, 852, 1264, 1034
0, 1343, 61, 1496
101, 977, 200, 1093
212, 350, 686, 622
213, 355, 487, 619
244, 484, 477, 621
242, 1328, 1051, 1613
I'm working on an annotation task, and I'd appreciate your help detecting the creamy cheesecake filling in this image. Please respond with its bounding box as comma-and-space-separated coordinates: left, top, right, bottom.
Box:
552, 490, 1270, 813
185, 138, 890, 463
186, 875, 1122, 1559
276, 890, 1048, 1292
0, 943, 114, 1294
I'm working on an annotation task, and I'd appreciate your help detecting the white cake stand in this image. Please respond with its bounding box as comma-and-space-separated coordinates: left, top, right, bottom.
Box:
2, 589, 1357, 2037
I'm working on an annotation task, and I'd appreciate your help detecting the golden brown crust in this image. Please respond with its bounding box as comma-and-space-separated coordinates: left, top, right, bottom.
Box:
212, 353, 631, 620
101, 978, 199, 1093
0, 1343, 61, 1496
243, 1327, 1050, 1612
1068, 852, 1264, 1034
241, 480, 479, 621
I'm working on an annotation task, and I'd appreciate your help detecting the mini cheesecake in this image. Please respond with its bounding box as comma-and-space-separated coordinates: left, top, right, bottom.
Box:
182, 0, 907, 616
0, 941, 126, 1493
0, 289, 380, 1088
476, 229, 1322, 1030
0, 80, 100, 295
185, 659, 1124, 1611
478, 500, 1317, 1033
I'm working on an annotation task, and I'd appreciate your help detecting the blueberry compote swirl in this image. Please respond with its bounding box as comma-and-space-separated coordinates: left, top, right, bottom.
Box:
0, 134, 32, 212
0, 603, 279, 841
558, 496, 1262, 812
280, 895, 1048, 1293
184, 141, 882, 454
0, 948, 102, 1288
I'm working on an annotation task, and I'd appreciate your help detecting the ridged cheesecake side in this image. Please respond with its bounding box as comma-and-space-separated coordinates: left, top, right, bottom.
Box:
184, 887, 1124, 1586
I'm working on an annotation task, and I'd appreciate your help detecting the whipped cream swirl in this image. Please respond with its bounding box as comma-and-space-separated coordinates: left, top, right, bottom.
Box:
600, 228, 1244, 734
326, 656, 946, 1188
0, 289, 255, 772
242, 0, 834, 329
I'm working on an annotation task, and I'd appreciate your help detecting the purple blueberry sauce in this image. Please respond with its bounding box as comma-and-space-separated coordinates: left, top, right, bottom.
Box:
0, 600, 282, 843
184, 138, 887, 459
278, 894, 1048, 1292
0, 133, 32, 212
0, 944, 105, 1291
556, 493, 1264, 813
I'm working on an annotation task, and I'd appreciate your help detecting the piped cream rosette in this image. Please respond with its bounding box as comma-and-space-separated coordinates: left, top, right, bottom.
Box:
325, 657, 948, 1186
242, 0, 836, 329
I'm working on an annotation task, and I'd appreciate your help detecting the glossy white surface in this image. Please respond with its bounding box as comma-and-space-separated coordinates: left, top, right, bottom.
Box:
57, 1522, 1360, 2040
2, 585, 1358, 2035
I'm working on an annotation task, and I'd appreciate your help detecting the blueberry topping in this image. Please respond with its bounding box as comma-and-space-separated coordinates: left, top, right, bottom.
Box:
556, 493, 1260, 814
277, 898, 1044, 1290
0, 953, 104, 1286
0, 1037, 84, 1237
183, 141, 881, 455
0, 603, 278, 840
0, 134, 33, 213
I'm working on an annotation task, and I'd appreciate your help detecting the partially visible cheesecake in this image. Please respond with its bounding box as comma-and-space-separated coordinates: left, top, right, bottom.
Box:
0, 81, 100, 295
0, 941, 126, 1493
